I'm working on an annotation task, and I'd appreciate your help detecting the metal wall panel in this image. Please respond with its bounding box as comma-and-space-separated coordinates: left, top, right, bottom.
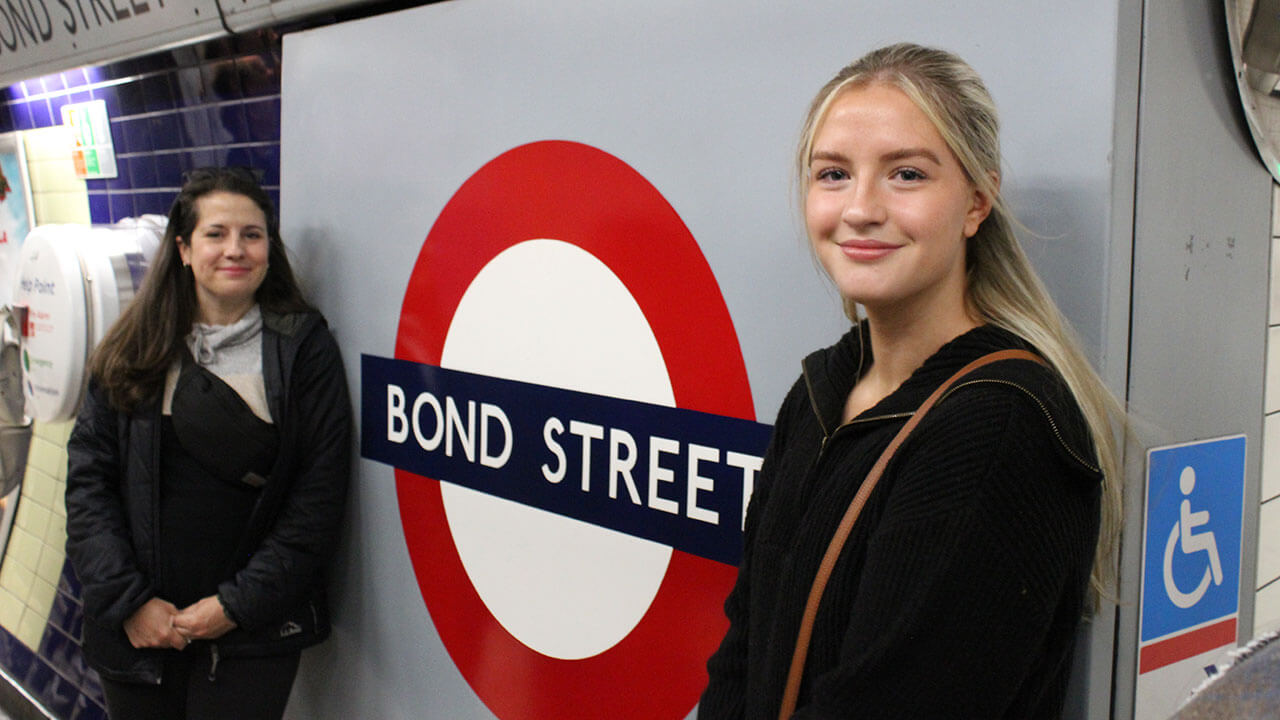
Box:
279, 1, 1126, 717
1117, 1, 1271, 718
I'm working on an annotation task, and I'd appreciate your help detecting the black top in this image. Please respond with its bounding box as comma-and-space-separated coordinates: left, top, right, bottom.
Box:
700, 324, 1102, 720
66, 311, 352, 683
158, 415, 266, 608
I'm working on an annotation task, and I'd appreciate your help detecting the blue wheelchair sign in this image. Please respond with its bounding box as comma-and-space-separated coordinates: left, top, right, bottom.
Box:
1141, 436, 1245, 643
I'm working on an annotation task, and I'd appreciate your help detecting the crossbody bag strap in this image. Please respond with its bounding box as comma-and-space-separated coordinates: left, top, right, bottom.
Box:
776, 348, 1046, 720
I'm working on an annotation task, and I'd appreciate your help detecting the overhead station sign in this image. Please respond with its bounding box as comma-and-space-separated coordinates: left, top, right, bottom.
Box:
361, 141, 769, 720
0, 0, 369, 88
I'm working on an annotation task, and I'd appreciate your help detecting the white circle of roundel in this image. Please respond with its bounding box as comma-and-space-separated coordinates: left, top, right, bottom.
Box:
439, 239, 675, 661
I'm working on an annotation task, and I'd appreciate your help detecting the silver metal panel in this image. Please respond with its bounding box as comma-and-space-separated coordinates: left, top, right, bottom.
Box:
1061, 0, 1145, 716
1115, 0, 1272, 717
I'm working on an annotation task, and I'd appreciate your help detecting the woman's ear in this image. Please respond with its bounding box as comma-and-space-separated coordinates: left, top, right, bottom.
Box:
963, 171, 1000, 238
176, 237, 191, 267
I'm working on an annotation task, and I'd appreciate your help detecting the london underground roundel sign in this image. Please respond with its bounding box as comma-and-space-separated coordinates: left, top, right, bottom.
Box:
361, 141, 770, 719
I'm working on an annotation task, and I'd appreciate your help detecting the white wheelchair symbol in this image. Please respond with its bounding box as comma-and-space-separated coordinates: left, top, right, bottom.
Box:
1163, 466, 1224, 609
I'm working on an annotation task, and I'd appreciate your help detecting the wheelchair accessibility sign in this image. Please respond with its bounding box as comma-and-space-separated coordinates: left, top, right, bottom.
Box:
1138, 435, 1245, 676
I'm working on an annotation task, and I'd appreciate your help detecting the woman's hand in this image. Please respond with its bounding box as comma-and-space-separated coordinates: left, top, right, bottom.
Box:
173, 595, 238, 641
123, 598, 186, 650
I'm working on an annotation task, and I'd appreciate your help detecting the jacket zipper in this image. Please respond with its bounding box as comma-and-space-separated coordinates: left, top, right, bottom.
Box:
803, 364, 1096, 472
802, 362, 913, 456
801, 364, 832, 440
938, 378, 1100, 473
208, 644, 220, 681
150, 414, 163, 596
818, 411, 914, 456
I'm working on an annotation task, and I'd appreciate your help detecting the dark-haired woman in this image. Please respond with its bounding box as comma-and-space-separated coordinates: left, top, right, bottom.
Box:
66, 168, 352, 720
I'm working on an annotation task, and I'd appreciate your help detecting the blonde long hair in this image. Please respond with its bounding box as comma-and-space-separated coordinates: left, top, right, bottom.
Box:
798, 43, 1123, 602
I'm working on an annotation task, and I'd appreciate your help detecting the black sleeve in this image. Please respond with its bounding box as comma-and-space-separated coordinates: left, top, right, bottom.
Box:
216, 323, 353, 630
65, 384, 154, 627
701, 380, 805, 719
793, 388, 1099, 719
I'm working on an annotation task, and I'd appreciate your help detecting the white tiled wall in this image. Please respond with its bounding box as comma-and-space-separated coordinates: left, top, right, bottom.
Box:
22, 125, 89, 225
0, 127, 86, 650
0, 420, 71, 649
1259, 183, 1280, 633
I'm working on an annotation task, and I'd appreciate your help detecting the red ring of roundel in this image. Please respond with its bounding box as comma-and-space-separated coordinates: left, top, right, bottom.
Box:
394, 140, 754, 720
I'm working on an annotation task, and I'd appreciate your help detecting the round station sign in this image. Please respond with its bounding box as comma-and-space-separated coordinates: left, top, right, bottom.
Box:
393, 141, 756, 720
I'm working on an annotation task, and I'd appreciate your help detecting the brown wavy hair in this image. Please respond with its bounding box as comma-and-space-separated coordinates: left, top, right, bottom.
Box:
88, 167, 312, 412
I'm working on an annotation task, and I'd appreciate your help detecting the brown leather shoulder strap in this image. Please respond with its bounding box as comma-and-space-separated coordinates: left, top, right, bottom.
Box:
776, 349, 1045, 719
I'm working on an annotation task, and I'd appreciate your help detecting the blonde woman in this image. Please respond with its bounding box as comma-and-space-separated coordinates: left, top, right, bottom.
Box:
701, 43, 1122, 719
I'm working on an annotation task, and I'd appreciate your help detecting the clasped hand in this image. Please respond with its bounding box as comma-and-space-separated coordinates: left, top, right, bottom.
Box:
123, 596, 238, 650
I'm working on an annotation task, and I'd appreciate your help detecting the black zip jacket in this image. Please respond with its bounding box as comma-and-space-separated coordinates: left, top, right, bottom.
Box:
65, 311, 352, 683
700, 324, 1102, 719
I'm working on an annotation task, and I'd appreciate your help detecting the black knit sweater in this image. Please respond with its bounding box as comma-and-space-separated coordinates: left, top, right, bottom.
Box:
700, 324, 1102, 720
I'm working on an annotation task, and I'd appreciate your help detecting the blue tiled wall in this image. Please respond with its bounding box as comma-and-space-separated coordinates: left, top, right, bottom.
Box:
0, 559, 102, 720
1, 30, 283, 225
0, 31, 284, 720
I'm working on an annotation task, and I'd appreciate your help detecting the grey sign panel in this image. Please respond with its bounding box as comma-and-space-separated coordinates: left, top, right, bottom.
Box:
280, 1, 1126, 718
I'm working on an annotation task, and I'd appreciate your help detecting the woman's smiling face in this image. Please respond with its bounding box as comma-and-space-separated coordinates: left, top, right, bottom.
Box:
805, 83, 991, 319
178, 190, 270, 324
